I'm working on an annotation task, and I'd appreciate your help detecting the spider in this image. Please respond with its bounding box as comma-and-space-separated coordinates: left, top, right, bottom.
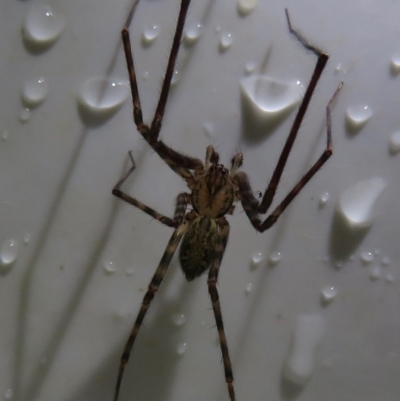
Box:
111, 1, 343, 400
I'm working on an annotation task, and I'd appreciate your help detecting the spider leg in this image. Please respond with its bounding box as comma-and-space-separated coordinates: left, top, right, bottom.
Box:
112, 151, 191, 226
236, 82, 343, 232
121, 0, 204, 182
257, 9, 330, 215
113, 219, 189, 401
207, 217, 236, 401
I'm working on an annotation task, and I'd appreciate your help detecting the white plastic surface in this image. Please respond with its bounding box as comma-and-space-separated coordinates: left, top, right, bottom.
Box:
1, 1, 400, 401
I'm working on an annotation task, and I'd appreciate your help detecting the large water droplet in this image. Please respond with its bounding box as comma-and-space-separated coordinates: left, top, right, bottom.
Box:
142, 25, 160, 46
346, 104, 373, 131
337, 177, 386, 228
237, 0, 258, 15
390, 54, 400, 74
241, 76, 302, 124
22, 4, 65, 46
0, 239, 19, 267
78, 77, 129, 117
184, 23, 202, 46
219, 32, 233, 51
21, 77, 48, 107
389, 131, 400, 154
283, 314, 325, 386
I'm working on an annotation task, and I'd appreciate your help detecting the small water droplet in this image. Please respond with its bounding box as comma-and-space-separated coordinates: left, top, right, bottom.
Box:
268, 251, 282, 265
360, 251, 374, 265
245, 282, 253, 294
337, 177, 386, 228
19, 108, 32, 123
184, 23, 202, 45
23, 233, 31, 244
142, 71, 149, 80
125, 267, 135, 276
319, 192, 330, 206
390, 54, 400, 74
335, 63, 344, 73
369, 265, 381, 280
241, 76, 302, 124
103, 261, 117, 275
22, 4, 64, 46
251, 251, 264, 268
385, 273, 394, 283
78, 77, 129, 116
244, 61, 257, 75
219, 32, 233, 51
4, 388, 13, 400
0, 239, 19, 267
335, 260, 344, 269
237, 0, 258, 15
21, 76, 49, 107
176, 342, 187, 355
171, 313, 187, 326
142, 25, 160, 45
381, 256, 390, 266
346, 104, 373, 131
171, 70, 180, 86
389, 131, 400, 154
1, 130, 9, 140
320, 286, 337, 303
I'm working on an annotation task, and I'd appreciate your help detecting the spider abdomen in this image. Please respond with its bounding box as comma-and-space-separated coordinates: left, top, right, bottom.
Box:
179, 216, 219, 281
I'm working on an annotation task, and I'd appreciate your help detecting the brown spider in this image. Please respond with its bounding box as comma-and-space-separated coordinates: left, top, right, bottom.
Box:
111, 1, 343, 400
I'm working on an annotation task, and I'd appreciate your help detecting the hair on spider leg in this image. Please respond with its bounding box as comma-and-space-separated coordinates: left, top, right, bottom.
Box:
110, 1, 343, 401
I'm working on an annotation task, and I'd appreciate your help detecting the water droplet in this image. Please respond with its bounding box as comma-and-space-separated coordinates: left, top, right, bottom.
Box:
22, 4, 64, 46
320, 286, 337, 303
21, 76, 48, 107
184, 23, 202, 45
125, 267, 135, 276
19, 108, 32, 123
237, 0, 258, 15
245, 282, 253, 294
1, 131, 9, 140
319, 192, 330, 206
171, 70, 180, 86
244, 61, 257, 75
203, 122, 214, 138
251, 251, 264, 268
390, 54, 400, 74
360, 251, 374, 265
346, 104, 373, 131
385, 273, 394, 283
0, 239, 19, 267
171, 313, 187, 326
268, 251, 282, 265
335, 63, 344, 73
142, 71, 149, 80
369, 265, 381, 280
283, 314, 325, 386
389, 131, 400, 154
381, 256, 390, 266
241, 76, 302, 123
4, 388, 13, 400
23, 233, 31, 244
142, 25, 160, 45
103, 261, 117, 275
337, 177, 386, 228
176, 342, 187, 355
78, 77, 129, 116
219, 32, 233, 51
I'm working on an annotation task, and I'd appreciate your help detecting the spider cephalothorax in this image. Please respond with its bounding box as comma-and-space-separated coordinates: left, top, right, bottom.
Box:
111, 1, 342, 400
